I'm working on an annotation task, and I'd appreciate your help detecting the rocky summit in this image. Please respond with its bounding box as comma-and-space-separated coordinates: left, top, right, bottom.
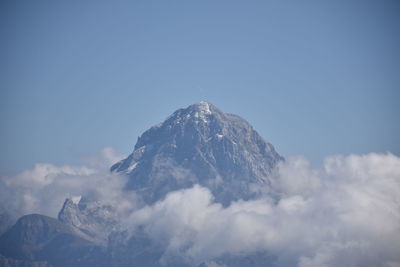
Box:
0, 102, 283, 267
111, 101, 283, 205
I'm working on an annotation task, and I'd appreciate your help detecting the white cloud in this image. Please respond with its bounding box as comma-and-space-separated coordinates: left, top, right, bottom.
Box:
0, 148, 135, 218
82, 146, 126, 170
1, 151, 399, 266
125, 153, 400, 267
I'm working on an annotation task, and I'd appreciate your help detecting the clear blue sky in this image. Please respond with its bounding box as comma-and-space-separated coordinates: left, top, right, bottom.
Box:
1, 0, 399, 174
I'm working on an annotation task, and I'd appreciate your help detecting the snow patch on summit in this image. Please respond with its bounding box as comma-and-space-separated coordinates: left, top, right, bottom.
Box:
193, 101, 212, 123
197, 101, 212, 115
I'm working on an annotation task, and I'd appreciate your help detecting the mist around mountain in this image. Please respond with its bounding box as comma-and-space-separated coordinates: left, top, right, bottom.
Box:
1, 102, 400, 267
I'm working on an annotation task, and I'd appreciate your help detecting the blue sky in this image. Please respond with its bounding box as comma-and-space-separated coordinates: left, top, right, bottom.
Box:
1, 0, 399, 174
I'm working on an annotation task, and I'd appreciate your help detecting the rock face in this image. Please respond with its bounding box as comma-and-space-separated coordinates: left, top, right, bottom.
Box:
0, 102, 283, 267
58, 197, 119, 245
112, 102, 283, 205
0, 214, 109, 267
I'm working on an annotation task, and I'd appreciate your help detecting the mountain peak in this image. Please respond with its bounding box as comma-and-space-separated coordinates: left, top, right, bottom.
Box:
162, 101, 220, 127
190, 101, 213, 114
111, 102, 283, 205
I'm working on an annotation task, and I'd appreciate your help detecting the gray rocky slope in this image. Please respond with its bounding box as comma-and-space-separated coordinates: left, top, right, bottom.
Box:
1, 102, 283, 267
57, 197, 119, 245
111, 101, 283, 205
0, 214, 109, 267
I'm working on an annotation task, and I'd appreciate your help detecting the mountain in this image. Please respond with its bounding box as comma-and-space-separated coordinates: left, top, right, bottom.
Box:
0, 214, 109, 267
112, 101, 283, 205
1, 102, 283, 267
58, 197, 119, 245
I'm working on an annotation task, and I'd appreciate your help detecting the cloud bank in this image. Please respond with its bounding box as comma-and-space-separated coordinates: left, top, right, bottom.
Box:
126, 153, 400, 266
0, 147, 135, 218
1, 151, 399, 266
